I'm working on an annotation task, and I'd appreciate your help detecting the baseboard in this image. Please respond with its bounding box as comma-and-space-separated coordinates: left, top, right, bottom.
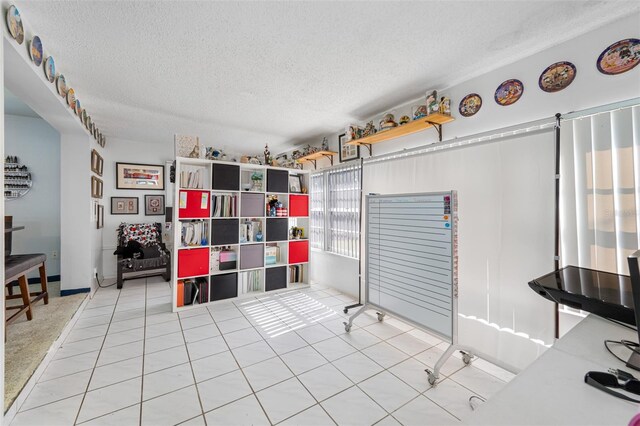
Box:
27, 274, 60, 285
60, 288, 91, 296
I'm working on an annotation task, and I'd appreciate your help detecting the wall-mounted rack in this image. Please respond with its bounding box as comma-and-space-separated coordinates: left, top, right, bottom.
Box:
296, 151, 337, 169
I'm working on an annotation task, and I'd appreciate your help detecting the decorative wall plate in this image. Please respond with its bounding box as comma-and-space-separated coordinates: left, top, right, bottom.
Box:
458, 93, 482, 117
82, 109, 88, 126
56, 74, 67, 97
75, 99, 81, 116
6, 5, 24, 45
93, 126, 99, 139
44, 56, 56, 83
494, 79, 524, 106
29, 36, 43, 66
539, 61, 576, 92
87, 116, 92, 131
66, 88, 76, 109
597, 38, 640, 75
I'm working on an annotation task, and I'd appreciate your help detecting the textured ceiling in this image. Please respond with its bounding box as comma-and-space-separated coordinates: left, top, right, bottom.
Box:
10, 1, 640, 154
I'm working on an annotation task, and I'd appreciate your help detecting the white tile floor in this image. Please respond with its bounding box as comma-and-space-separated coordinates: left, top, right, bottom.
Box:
9, 276, 515, 426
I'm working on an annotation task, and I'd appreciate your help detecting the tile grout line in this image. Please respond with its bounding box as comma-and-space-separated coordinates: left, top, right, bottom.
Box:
137, 279, 149, 426
71, 286, 124, 425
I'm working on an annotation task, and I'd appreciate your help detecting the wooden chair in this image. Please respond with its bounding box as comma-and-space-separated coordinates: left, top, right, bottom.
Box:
4, 254, 48, 324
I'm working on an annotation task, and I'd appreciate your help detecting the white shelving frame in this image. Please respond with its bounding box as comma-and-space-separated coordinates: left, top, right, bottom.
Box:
172, 157, 311, 312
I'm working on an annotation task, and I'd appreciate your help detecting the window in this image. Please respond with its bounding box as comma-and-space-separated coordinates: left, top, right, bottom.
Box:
310, 162, 361, 258
309, 173, 325, 250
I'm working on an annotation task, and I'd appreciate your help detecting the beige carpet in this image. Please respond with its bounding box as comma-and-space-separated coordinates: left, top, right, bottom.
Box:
4, 283, 86, 411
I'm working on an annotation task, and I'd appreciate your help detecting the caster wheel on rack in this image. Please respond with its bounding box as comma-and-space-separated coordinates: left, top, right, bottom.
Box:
376, 312, 385, 322
343, 322, 351, 332
343, 308, 348, 314
462, 352, 473, 365
426, 369, 437, 386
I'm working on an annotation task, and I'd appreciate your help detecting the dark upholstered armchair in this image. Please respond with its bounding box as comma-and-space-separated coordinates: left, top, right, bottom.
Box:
115, 223, 171, 289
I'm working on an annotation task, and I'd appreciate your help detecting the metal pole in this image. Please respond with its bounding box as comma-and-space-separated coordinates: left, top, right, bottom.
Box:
554, 113, 561, 338
343, 157, 364, 314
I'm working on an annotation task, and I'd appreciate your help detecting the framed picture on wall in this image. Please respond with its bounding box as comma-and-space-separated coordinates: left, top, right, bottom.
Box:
91, 176, 103, 199
91, 149, 104, 176
116, 162, 165, 190
145, 194, 165, 216
97, 205, 104, 229
339, 133, 360, 162
111, 197, 139, 215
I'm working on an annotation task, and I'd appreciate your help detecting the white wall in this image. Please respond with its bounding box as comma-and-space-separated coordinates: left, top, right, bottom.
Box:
310, 13, 640, 307
4, 114, 61, 276
101, 137, 173, 278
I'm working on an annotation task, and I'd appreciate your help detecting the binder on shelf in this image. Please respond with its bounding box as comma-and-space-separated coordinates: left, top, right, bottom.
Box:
180, 167, 206, 189
177, 280, 185, 307
212, 194, 238, 218
181, 221, 209, 247
288, 265, 304, 284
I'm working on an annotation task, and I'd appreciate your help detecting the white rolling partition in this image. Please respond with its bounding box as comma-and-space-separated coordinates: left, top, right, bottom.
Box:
345, 191, 469, 385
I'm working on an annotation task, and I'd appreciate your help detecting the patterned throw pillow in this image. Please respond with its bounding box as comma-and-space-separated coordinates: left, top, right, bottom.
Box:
119, 223, 159, 247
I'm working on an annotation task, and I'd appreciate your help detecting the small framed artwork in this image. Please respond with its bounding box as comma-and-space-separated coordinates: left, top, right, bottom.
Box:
97, 205, 104, 229
145, 194, 165, 216
91, 176, 103, 199
111, 197, 139, 215
339, 133, 360, 163
91, 149, 104, 176
289, 174, 302, 193
116, 162, 164, 190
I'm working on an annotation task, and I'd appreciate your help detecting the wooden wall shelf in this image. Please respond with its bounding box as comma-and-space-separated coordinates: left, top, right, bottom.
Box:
346, 113, 454, 152
296, 151, 337, 169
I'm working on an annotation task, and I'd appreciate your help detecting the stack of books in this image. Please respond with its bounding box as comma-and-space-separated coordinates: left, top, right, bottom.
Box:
212, 194, 238, 217
240, 219, 262, 243
181, 221, 208, 246
180, 167, 205, 189
177, 277, 208, 306
289, 265, 304, 283
240, 270, 262, 294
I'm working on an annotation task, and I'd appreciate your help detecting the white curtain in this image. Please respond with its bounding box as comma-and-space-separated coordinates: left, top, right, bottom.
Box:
560, 106, 640, 276
363, 131, 556, 371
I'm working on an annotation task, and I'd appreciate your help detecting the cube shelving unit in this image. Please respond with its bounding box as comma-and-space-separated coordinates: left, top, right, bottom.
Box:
173, 158, 311, 312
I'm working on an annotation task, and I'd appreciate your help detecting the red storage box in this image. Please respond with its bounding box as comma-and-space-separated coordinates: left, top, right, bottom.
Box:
179, 190, 210, 218
289, 195, 309, 217
178, 248, 209, 278
289, 240, 309, 264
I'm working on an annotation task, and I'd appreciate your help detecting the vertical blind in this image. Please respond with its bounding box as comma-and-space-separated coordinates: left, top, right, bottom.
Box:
310, 162, 361, 259
560, 105, 640, 275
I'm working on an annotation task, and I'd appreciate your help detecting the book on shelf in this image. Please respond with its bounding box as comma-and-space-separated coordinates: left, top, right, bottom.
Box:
181, 221, 208, 247
240, 220, 262, 243
212, 194, 238, 217
265, 244, 280, 265
180, 167, 205, 189
240, 270, 262, 294
289, 265, 304, 283
177, 278, 209, 306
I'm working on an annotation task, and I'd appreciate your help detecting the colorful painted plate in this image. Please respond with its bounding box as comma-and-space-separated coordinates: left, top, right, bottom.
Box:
44, 56, 56, 83
6, 5, 24, 45
597, 38, 640, 75
539, 61, 576, 92
66, 88, 76, 109
56, 74, 67, 97
75, 99, 81, 116
495, 79, 524, 106
29, 36, 43, 66
458, 93, 482, 117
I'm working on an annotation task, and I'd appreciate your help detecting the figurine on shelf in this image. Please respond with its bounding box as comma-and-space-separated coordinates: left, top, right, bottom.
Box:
346, 124, 362, 142
426, 90, 438, 115
438, 96, 451, 115
292, 150, 302, 160
321, 137, 329, 151
267, 195, 279, 217
412, 105, 428, 120
399, 115, 410, 125
264, 144, 272, 166
205, 147, 225, 160
251, 171, 263, 191
379, 113, 398, 132
362, 121, 377, 138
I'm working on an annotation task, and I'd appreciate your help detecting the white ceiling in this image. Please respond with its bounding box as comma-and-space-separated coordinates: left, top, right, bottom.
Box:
11, 1, 640, 154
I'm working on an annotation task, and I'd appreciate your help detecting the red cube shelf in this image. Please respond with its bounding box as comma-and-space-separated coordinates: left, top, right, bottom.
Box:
178, 247, 209, 278
289, 240, 309, 264
289, 195, 309, 217
179, 190, 210, 218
